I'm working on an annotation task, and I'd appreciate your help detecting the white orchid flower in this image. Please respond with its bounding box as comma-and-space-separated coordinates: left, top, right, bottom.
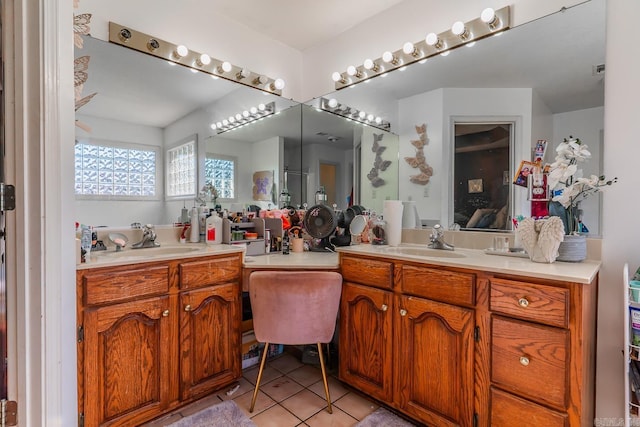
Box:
575, 175, 599, 187
552, 184, 580, 208
547, 163, 577, 189
570, 143, 591, 162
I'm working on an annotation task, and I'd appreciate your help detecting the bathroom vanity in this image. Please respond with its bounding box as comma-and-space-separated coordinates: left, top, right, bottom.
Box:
337, 245, 599, 427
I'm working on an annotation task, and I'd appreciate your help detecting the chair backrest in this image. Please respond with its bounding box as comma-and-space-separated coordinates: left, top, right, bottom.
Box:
249, 271, 343, 345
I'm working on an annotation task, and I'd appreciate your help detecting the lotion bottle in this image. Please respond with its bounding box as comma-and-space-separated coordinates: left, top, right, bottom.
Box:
205, 213, 223, 245
189, 207, 200, 243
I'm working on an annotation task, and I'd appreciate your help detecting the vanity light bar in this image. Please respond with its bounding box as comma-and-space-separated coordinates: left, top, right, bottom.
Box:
210, 101, 276, 134
319, 98, 391, 131
108, 22, 285, 95
332, 6, 510, 90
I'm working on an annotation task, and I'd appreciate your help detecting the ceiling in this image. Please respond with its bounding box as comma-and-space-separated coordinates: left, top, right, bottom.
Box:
204, 0, 407, 51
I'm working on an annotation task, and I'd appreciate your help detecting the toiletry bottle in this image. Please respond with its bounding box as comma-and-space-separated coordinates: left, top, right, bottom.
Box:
205, 213, 223, 245
190, 207, 200, 243
80, 225, 92, 263
282, 232, 290, 254
198, 206, 207, 242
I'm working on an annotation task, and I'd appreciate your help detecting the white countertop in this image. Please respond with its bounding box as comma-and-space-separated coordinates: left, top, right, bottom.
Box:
243, 251, 339, 269
337, 244, 600, 284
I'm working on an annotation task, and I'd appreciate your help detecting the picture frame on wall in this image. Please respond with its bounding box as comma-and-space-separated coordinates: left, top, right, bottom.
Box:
468, 178, 483, 193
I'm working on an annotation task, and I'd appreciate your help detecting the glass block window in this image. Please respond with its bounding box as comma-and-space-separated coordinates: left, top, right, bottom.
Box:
75, 141, 158, 199
166, 139, 197, 198
204, 155, 236, 200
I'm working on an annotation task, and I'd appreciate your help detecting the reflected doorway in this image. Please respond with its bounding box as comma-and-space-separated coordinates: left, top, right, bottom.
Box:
319, 162, 337, 206
453, 122, 513, 230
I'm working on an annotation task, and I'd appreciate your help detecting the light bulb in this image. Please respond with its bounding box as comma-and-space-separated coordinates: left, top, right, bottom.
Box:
242, 111, 250, 118
228, 116, 235, 123
236, 68, 250, 80
222, 119, 229, 126
382, 51, 395, 63
273, 78, 285, 90
218, 61, 232, 73
250, 107, 258, 115
174, 45, 188, 58
402, 42, 416, 55
358, 111, 366, 119
210, 123, 217, 130
331, 72, 343, 82
347, 65, 357, 76
367, 114, 374, 122
328, 98, 338, 108
425, 33, 440, 47
253, 75, 268, 85
216, 121, 222, 128
258, 103, 266, 111
452, 21, 465, 35
363, 59, 374, 70
481, 7, 497, 25
375, 117, 382, 124
235, 113, 242, 121
197, 53, 211, 66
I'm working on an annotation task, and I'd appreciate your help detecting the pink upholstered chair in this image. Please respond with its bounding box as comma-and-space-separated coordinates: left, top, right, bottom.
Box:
248, 271, 343, 413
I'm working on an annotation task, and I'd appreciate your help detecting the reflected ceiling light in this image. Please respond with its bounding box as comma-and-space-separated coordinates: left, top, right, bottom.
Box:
211, 75, 219, 80
347, 65, 364, 78
190, 68, 198, 73
481, 7, 500, 29
332, 71, 347, 84
451, 21, 471, 40
367, 114, 374, 122
419, 59, 428, 64
173, 44, 188, 59
210, 123, 217, 130
213, 102, 276, 134
402, 42, 420, 57
319, 97, 390, 131
425, 32, 444, 50
466, 41, 476, 47
236, 68, 250, 80
440, 51, 450, 57
375, 117, 382, 124
382, 51, 400, 65
358, 111, 366, 119
196, 53, 211, 66
363, 58, 380, 72
328, 98, 339, 108
216, 61, 232, 74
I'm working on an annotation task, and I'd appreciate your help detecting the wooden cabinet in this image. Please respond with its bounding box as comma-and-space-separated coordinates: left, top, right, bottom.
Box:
338, 253, 597, 427
77, 253, 242, 427
339, 255, 476, 426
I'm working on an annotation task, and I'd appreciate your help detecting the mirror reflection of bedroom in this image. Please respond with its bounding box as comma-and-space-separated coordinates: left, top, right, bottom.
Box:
454, 122, 512, 230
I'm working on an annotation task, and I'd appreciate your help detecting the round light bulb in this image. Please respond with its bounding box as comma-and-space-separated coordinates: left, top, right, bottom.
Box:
216, 121, 222, 128
210, 123, 217, 130
198, 53, 211, 65
220, 61, 232, 73
452, 21, 466, 36
358, 111, 366, 119
481, 7, 496, 24
250, 107, 258, 115
331, 71, 343, 82
175, 45, 188, 58
375, 117, 382, 124
222, 119, 229, 126
382, 51, 395, 63
425, 33, 439, 46
258, 103, 266, 111
367, 114, 374, 122
402, 42, 415, 55
363, 59, 375, 70
273, 78, 285, 90
228, 116, 235, 123
328, 98, 338, 108
242, 111, 250, 118
235, 113, 242, 121
347, 65, 358, 76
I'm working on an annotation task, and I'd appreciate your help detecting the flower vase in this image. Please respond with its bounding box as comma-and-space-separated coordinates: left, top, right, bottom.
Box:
556, 234, 587, 262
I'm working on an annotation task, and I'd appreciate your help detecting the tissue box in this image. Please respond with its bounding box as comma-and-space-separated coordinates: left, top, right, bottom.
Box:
241, 330, 283, 369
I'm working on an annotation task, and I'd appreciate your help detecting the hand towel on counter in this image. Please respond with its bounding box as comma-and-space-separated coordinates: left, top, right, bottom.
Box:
383, 200, 403, 247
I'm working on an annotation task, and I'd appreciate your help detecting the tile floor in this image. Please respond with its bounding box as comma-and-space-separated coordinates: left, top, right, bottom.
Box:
143, 352, 380, 426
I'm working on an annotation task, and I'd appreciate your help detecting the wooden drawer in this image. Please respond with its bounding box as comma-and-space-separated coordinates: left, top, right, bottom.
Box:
82, 265, 169, 306
490, 278, 569, 328
341, 256, 393, 290
490, 387, 567, 427
401, 265, 475, 306
179, 255, 241, 290
491, 316, 568, 409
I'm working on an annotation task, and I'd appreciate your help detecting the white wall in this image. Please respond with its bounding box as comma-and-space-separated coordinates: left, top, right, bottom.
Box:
552, 107, 605, 237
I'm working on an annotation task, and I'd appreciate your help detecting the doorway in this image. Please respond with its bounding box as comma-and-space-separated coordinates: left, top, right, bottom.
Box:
319, 162, 337, 206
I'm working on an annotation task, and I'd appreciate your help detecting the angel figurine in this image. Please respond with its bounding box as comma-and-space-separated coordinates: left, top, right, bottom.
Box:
517, 217, 565, 263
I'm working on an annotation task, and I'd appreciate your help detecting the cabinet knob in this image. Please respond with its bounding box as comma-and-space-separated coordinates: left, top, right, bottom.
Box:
518, 297, 529, 308
399, 309, 407, 316
162, 309, 170, 317
184, 304, 192, 312
381, 304, 388, 312
519, 356, 530, 366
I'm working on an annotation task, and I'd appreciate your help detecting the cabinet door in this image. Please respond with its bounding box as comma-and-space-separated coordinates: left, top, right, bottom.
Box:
179, 282, 241, 400
339, 282, 393, 402
83, 296, 172, 427
395, 295, 474, 427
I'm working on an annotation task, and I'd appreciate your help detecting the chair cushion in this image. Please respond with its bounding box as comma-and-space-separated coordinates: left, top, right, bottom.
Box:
249, 271, 342, 345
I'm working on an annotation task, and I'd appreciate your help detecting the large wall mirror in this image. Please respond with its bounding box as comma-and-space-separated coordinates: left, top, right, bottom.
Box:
310, 0, 606, 235
75, 35, 299, 227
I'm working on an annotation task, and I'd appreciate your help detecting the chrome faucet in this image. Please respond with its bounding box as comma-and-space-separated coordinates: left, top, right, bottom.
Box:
132, 224, 161, 249
428, 224, 454, 251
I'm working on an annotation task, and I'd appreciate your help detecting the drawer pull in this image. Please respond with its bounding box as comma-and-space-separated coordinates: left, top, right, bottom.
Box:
184, 304, 192, 312
381, 304, 388, 312
162, 309, 170, 317
518, 297, 529, 308
400, 309, 407, 316
519, 356, 530, 366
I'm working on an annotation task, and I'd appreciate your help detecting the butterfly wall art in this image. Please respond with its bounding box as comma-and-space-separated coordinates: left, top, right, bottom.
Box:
367, 133, 392, 188
404, 123, 434, 185
73, 5, 95, 131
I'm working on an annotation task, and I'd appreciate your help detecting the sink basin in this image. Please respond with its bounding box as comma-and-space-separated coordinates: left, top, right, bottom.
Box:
102, 246, 201, 258
382, 247, 466, 259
